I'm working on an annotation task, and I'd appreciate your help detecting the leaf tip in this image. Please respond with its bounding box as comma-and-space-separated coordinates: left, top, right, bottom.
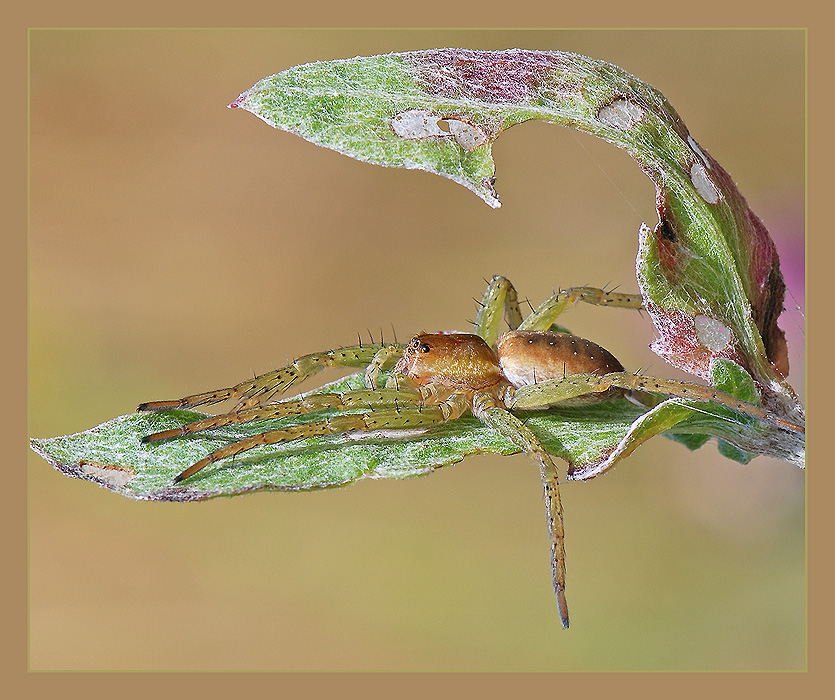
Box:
480, 176, 501, 208
228, 93, 247, 109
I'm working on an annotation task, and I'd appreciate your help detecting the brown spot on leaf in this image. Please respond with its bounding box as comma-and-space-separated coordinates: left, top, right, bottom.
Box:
654, 213, 681, 277
481, 176, 498, 199
756, 264, 790, 377
391, 109, 449, 140
694, 314, 733, 352
409, 48, 574, 105
657, 215, 677, 242
391, 110, 488, 152
446, 118, 487, 151
689, 162, 721, 204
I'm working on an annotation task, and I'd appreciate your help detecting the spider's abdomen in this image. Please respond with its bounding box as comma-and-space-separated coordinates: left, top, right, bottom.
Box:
496, 330, 625, 389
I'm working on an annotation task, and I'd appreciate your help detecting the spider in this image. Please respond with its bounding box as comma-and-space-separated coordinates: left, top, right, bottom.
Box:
137, 275, 804, 629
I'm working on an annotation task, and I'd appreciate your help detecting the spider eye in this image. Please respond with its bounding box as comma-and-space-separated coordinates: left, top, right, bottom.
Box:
419, 343, 431, 353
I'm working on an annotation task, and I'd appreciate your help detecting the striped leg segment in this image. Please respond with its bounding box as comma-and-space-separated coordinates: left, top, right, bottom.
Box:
512, 372, 805, 434
364, 344, 406, 389
605, 373, 805, 434
474, 275, 525, 346
473, 275, 643, 343
473, 393, 570, 629
137, 344, 389, 413
519, 287, 643, 333
539, 459, 569, 629
142, 388, 423, 443
172, 404, 447, 484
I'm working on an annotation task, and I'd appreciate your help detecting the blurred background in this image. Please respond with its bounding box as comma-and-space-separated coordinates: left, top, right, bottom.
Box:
28, 29, 805, 671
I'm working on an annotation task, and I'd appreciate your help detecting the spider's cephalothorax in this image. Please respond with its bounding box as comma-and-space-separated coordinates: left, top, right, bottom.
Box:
397, 332, 510, 394
138, 275, 805, 629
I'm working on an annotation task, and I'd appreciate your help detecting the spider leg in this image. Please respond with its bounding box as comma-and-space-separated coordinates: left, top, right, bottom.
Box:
474, 275, 525, 345
604, 373, 806, 434
512, 372, 805, 434
172, 403, 449, 484
142, 388, 421, 442
473, 275, 643, 341
473, 393, 570, 629
364, 344, 406, 388
518, 287, 643, 332
510, 373, 624, 409
137, 343, 392, 413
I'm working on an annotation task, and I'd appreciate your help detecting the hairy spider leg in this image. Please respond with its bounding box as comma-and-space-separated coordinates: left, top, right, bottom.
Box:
171, 403, 450, 484
473, 392, 570, 629
142, 388, 421, 442
169, 376, 477, 484
511, 371, 806, 435
364, 344, 407, 389
137, 344, 392, 413
518, 286, 644, 333
474, 275, 525, 346
472, 275, 644, 343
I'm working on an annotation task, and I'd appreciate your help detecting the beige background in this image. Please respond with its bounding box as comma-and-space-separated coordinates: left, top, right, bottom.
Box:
29, 29, 805, 670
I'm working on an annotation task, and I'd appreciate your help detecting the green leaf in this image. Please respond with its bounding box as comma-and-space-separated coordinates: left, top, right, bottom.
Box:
717, 439, 754, 465
666, 432, 711, 452
709, 357, 761, 404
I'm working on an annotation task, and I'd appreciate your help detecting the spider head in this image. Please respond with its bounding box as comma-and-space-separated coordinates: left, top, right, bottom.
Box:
395, 332, 507, 391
